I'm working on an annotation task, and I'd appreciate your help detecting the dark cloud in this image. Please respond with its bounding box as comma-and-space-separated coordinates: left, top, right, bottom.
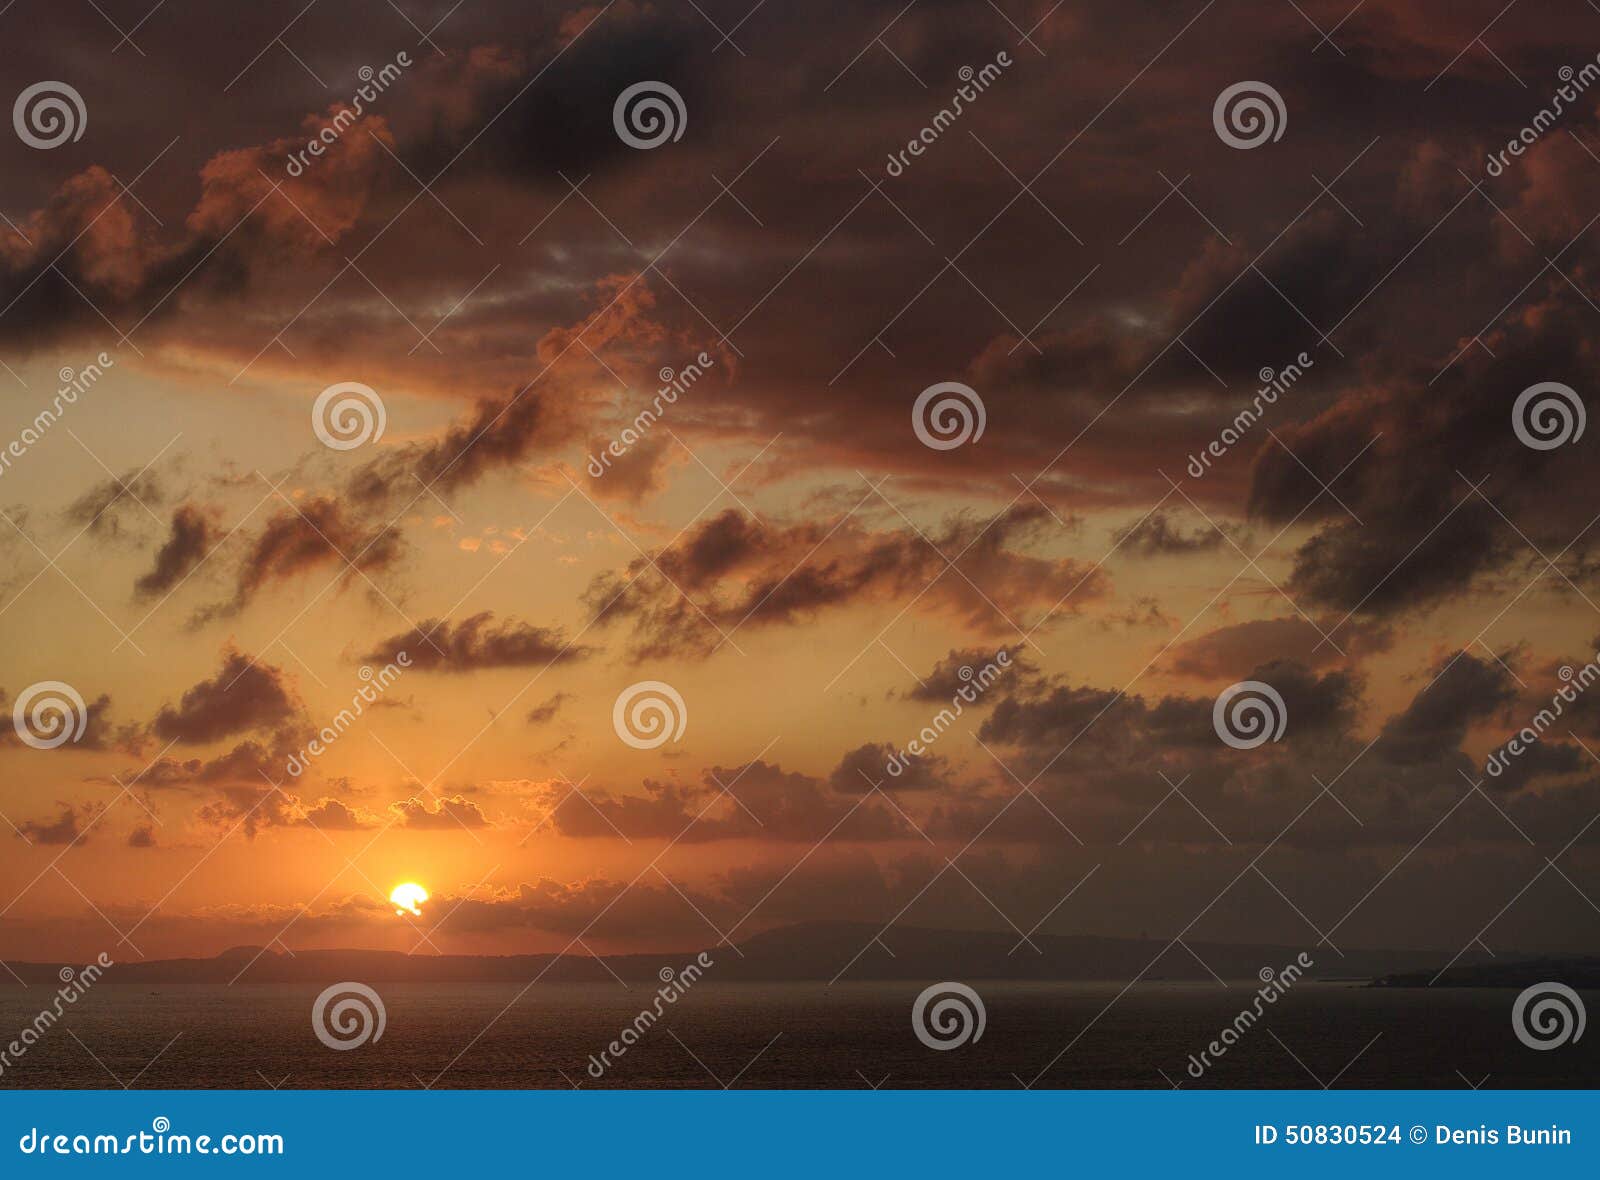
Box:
1112, 511, 1224, 556
301, 798, 377, 830
0, 690, 126, 752
363, 611, 592, 671
135, 504, 215, 597
17, 805, 88, 846
314, 6, 716, 210
525, 692, 569, 725
585, 505, 1105, 660
196, 785, 302, 839
980, 660, 1358, 761
1484, 739, 1586, 792
1250, 293, 1600, 620
1169, 616, 1393, 679
981, 683, 1208, 754
390, 795, 491, 830
1251, 659, 1364, 739
64, 468, 166, 538
828, 742, 952, 793
349, 389, 554, 505
1377, 652, 1518, 766
548, 761, 907, 843
583, 434, 675, 502
117, 727, 308, 792
151, 650, 297, 745
902, 646, 1030, 703
195, 782, 378, 839
206, 497, 402, 619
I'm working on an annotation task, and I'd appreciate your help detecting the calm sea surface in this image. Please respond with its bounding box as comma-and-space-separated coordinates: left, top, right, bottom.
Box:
0, 982, 1593, 1088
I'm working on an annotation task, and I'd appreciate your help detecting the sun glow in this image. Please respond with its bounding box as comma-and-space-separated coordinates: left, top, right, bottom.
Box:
389, 882, 428, 917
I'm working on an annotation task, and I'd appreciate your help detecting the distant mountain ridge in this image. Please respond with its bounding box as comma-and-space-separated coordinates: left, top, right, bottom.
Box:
1372, 957, 1600, 988
0, 920, 1539, 986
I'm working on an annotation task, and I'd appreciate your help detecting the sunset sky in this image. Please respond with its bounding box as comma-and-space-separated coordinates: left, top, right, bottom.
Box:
4, 0, 1600, 971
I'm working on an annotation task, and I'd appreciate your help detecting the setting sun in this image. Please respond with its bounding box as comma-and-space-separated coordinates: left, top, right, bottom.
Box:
390, 883, 429, 918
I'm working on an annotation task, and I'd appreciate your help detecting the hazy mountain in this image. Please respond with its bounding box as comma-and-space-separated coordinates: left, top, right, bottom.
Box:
1373, 958, 1600, 988
0, 921, 1526, 985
